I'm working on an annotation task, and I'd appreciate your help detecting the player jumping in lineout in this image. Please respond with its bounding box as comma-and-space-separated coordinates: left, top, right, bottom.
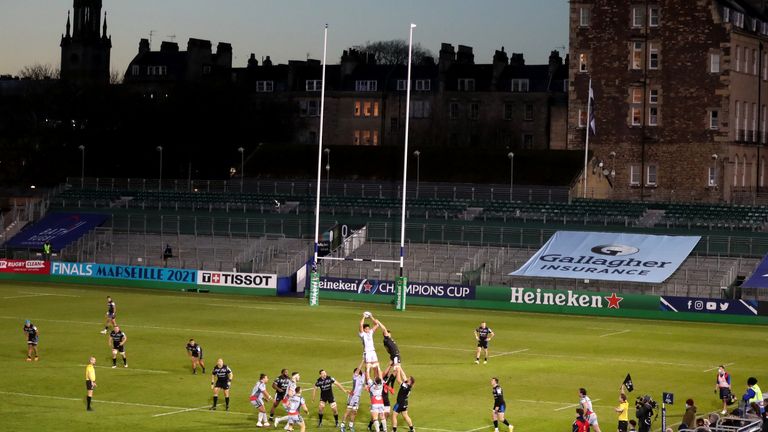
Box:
360, 312, 383, 380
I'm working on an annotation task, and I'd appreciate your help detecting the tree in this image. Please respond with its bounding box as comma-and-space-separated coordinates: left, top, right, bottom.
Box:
18, 63, 59, 80
357, 40, 433, 65
110, 69, 123, 85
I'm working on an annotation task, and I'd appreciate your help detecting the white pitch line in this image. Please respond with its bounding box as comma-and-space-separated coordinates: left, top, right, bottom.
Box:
703, 362, 735, 373
554, 398, 600, 411
3, 293, 50, 299
19, 290, 80, 298
153, 405, 209, 417
489, 348, 530, 358
598, 329, 630, 338
205, 303, 280, 311
90, 365, 170, 374
464, 427, 488, 432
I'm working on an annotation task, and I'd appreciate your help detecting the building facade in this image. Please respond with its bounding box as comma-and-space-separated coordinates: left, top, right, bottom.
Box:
60, 0, 112, 86
569, 0, 768, 202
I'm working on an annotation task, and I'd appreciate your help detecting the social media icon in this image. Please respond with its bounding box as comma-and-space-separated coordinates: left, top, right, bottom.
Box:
720, 302, 729, 311
706, 302, 716, 311
694, 301, 704, 310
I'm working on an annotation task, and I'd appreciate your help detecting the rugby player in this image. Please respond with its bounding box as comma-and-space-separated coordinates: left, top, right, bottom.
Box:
274, 372, 302, 426
270, 369, 291, 422
210, 358, 233, 410
391, 366, 415, 432
23, 320, 39, 361
366, 376, 388, 432
108, 325, 127, 368
360, 313, 382, 380
341, 364, 366, 432
275, 387, 309, 432
579, 387, 602, 432
85, 356, 97, 411
374, 319, 401, 373
474, 322, 494, 364
312, 369, 347, 427
100, 296, 116, 334
250, 373, 273, 427
185, 338, 206, 374
491, 377, 512, 432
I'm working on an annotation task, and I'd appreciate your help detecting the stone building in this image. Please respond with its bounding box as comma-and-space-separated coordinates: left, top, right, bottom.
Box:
569, 0, 768, 202
60, 0, 112, 86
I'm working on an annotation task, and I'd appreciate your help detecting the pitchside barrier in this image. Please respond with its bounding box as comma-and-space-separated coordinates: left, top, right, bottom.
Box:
0, 259, 281, 296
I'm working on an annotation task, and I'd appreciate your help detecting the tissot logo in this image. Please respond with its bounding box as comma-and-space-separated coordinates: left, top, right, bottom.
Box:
590, 244, 640, 256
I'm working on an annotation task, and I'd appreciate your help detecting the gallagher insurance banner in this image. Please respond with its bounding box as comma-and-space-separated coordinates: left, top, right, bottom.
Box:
5, 213, 109, 251
741, 254, 768, 288
509, 231, 700, 283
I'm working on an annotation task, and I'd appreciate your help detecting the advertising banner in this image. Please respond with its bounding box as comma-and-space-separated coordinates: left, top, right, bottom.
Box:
742, 254, 768, 288
0, 259, 50, 274
502, 286, 655, 311
317, 276, 475, 300
660, 296, 758, 316
197, 270, 277, 289
51, 262, 197, 283
509, 231, 700, 283
5, 213, 109, 251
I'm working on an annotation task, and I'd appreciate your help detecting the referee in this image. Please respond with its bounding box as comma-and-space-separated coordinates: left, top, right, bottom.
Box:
85, 356, 97, 411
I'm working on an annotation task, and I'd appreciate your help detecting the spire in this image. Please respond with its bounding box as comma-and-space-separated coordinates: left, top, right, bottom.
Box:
66, 11, 71, 38
102, 11, 107, 38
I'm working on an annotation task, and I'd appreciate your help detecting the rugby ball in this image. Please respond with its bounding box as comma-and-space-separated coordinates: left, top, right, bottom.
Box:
363, 311, 371, 318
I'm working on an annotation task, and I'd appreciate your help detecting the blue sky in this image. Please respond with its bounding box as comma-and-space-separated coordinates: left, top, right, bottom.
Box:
0, 0, 569, 75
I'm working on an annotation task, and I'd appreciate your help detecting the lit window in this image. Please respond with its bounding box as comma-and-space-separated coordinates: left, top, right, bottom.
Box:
579, 53, 588, 72
632, 42, 643, 70
631, 107, 642, 126
632, 88, 643, 104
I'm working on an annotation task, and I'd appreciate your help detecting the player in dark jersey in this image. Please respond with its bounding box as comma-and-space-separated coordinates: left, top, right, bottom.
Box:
375, 319, 402, 372
107, 326, 127, 368
101, 296, 116, 334
185, 338, 206, 374
23, 320, 39, 361
312, 369, 347, 427
210, 358, 233, 410
391, 366, 415, 432
491, 377, 512, 432
474, 322, 495, 364
270, 368, 291, 421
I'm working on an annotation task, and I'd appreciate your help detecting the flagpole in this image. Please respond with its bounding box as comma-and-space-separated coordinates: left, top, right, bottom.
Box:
583, 78, 592, 199
309, 24, 328, 306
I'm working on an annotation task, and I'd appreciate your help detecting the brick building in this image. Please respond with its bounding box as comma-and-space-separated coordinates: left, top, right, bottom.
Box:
569, 0, 768, 202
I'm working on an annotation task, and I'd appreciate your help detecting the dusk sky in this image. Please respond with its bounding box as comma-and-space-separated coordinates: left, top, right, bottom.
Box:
1, 0, 569, 76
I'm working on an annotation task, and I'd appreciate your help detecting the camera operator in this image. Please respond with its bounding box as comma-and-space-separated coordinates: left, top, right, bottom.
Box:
635, 395, 656, 432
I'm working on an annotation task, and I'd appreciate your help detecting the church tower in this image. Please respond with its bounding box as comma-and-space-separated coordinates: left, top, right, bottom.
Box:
60, 0, 112, 86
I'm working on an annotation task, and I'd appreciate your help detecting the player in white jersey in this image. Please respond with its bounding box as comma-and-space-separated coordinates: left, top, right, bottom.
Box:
250, 373, 272, 427
368, 376, 388, 432
274, 372, 302, 427
341, 364, 366, 432
579, 387, 602, 432
359, 313, 382, 380
275, 387, 309, 432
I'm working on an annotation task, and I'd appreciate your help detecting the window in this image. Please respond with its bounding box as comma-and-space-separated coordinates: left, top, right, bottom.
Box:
458, 78, 475, 91
649, 89, 659, 104
632, 6, 645, 28
630, 164, 641, 185
709, 53, 720, 73
563, 79, 569, 92
754, 103, 759, 142
708, 167, 717, 187
255, 80, 274, 92
579, 7, 590, 27
579, 53, 589, 72
353, 130, 360, 145
354, 101, 379, 117
449, 102, 459, 119
631, 88, 643, 104
305, 80, 322, 91
354, 130, 380, 146
390, 117, 399, 132
631, 41, 643, 70
410, 100, 431, 118
355, 80, 378, 92
742, 155, 747, 186
735, 12, 745, 28
202, 65, 212, 75
504, 103, 514, 121
578, 108, 588, 128
308, 131, 317, 145
764, 53, 767, 79
763, 105, 767, 143
469, 102, 480, 120
735, 100, 741, 140
736, 46, 741, 72
646, 164, 658, 186
743, 47, 749, 72
734, 155, 739, 185
649, 6, 660, 27
753, 18, 758, 32
523, 134, 534, 149
131, 65, 140, 76
524, 104, 534, 121
648, 106, 658, 126
147, 66, 168, 76
648, 42, 659, 69
396, 80, 407, 91
299, 100, 320, 117
709, 110, 719, 130
511, 79, 530, 92
631, 107, 642, 126
415, 79, 431, 91
744, 101, 749, 141
723, 7, 730, 23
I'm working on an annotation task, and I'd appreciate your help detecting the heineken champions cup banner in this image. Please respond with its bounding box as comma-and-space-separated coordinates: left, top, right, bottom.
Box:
510, 231, 700, 283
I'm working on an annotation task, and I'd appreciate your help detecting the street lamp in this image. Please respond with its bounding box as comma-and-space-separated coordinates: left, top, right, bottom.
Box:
507, 152, 515, 202
156, 146, 163, 190
413, 150, 421, 198
238, 147, 245, 192
324, 148, 331, 196
78, 145, 85, 188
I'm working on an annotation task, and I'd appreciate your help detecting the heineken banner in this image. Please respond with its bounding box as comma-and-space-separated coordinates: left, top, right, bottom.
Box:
509, 231, 700, 283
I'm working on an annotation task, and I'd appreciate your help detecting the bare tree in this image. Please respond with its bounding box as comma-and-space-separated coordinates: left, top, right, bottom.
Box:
356, 40, 433, 65
110, 69, 123, 85
18, 63, 59, 80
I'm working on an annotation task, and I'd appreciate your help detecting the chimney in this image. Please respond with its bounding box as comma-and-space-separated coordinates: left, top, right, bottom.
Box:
456, 45, 474, 65
492, 47, 508, 90
341, 48, 361, 77
139, 38, 150, 54
510, 53, 525, 67
548, 50, 563, 74
438, 43, 456, 73
263, 56, 273, 67
216, 42, 233, 68
248, 53, 258, 69
160, 41, 179, 53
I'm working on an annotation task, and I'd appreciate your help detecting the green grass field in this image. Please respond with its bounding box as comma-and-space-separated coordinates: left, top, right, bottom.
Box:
1, 281, 766, 432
